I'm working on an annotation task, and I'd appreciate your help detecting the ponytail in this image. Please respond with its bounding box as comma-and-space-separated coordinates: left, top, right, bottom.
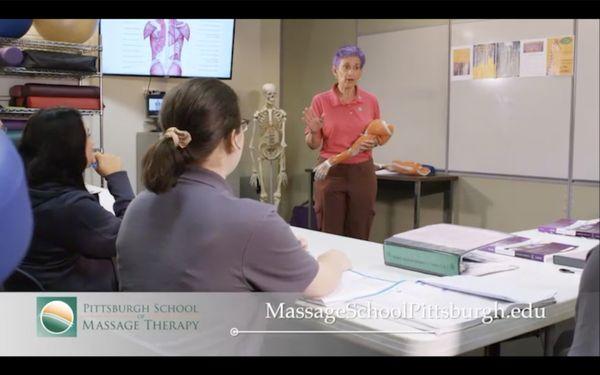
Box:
142, 136, 192, 194
142, 78, 241, 194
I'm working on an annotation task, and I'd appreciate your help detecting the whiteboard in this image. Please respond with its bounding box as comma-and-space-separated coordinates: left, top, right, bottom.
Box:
448, 19, 575, 178
573, 19, 599, 182
358, 25, 449, 168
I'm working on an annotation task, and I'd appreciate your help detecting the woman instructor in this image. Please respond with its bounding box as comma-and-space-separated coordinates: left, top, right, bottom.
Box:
303, 45, 380, 240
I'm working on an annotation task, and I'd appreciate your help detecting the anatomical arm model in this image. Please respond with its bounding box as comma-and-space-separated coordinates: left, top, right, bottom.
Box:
313, 119, 395, 181
383, 160, 431, 176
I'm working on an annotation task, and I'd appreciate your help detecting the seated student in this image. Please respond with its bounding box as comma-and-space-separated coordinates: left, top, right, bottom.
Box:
17, 107, 134, 291
117, 78, 350, 297
569, 247, 599, 356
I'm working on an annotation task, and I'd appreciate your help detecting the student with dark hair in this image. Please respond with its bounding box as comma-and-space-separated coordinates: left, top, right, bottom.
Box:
117, 78, 350, 297
16, 107, 134, 291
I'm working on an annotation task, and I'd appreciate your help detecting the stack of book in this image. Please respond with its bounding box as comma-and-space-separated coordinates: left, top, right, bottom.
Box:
538, 218, 599, 240
477, 236, 576, 262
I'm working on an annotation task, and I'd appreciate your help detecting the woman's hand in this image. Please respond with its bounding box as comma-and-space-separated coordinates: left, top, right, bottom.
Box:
302, 107, 324, 134
94, 152, 123, 177
318, 249, 352, 272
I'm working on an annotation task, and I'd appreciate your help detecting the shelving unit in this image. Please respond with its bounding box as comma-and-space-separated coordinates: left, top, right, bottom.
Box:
0, 107, 101, 118
0, 36, 100, 53
0, 35, 104, 184
0, 66, 100, 79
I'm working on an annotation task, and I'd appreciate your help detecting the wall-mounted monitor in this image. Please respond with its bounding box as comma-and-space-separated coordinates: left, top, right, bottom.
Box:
100, 19, 235, 79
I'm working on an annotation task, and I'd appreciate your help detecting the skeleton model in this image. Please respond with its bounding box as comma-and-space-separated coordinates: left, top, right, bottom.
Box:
249, 83, 287, 209
143, 19, 190, 76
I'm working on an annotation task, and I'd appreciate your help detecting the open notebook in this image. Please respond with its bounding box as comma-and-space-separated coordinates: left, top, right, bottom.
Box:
303, 270, 403, 306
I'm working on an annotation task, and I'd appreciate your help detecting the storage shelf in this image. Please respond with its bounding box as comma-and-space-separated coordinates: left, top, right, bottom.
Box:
0, 37, 100, 54
0, 107, 100, 118
0, 66, 100, 79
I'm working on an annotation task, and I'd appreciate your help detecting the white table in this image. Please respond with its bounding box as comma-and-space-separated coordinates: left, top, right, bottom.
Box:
290, 226, 599, 356
86, 184, 115, 215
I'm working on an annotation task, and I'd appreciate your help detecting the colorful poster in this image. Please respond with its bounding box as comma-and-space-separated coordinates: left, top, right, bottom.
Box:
451, 46, 472, 81
519, 39, 547, 77
546, 35, 574, 76
473, 43, 497, 79
496, 41, 520, 78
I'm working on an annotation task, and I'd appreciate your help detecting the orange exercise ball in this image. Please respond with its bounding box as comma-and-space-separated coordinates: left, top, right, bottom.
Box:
33, 19, 98, 44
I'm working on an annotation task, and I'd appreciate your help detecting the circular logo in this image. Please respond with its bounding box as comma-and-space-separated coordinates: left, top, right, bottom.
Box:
39, 301, 74, 334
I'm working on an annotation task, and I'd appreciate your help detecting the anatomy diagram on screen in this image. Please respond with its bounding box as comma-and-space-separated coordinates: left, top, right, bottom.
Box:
249, 83, 288, 210
143, 19, 190, 76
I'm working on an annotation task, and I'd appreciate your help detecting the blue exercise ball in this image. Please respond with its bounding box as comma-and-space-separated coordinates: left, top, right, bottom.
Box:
0, 131, 33, 283
0, 19, 33, 38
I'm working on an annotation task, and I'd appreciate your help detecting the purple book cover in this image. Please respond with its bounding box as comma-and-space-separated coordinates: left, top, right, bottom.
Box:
513, 242, 575, 262
477, 236, 530, 253
538, 219, 600, 239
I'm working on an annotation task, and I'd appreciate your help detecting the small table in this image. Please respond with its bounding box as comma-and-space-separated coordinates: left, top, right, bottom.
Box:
305, 169, 458, 229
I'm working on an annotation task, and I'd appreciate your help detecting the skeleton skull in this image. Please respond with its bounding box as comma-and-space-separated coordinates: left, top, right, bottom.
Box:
262, 83, 277, 105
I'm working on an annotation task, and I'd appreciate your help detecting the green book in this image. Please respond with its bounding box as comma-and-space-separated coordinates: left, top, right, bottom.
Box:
382, 224, 513, 276
384, 237, 468, 276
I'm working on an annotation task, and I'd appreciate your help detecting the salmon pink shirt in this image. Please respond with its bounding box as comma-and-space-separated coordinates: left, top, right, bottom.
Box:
305, 84, 381, 164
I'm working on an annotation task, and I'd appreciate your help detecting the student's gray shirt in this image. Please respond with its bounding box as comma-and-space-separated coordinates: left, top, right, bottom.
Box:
569, 247, 599, 356
116, 166, 319, 292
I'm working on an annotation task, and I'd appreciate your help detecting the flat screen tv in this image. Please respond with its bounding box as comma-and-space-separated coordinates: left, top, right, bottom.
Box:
100, 19, 235, 79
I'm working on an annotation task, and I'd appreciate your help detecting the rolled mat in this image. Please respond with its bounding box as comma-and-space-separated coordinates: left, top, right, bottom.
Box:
22, 50, 97, 72
1, 119, 28, 131
0, 47, 24, 67
10, 83, 100, 98
9, 85, 23, 97
9, 97, 25, 107
25, 96, 101, 110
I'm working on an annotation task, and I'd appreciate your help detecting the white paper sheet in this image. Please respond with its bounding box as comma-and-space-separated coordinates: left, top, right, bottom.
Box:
393, 224, 511, 251
304, 270, 402, 306
519, 39, 547, 77
417, 275, 557, 305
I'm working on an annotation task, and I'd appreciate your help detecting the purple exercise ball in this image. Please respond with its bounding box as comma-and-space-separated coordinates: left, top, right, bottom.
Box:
0, 19, 33, 39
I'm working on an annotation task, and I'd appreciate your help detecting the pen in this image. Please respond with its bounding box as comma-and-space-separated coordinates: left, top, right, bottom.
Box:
559, 268, 575, 274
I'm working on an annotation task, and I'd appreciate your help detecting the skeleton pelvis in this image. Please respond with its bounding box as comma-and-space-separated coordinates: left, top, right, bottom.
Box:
259, 143, 283, 160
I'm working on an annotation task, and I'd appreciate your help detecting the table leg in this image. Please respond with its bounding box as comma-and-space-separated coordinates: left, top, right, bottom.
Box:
484, 343, 501, 356
443, 181, 454, 224
414, 181, 422, 228
308, 171, 314, 229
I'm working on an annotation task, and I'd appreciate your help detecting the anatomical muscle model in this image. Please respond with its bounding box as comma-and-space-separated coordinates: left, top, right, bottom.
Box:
383, 160, 432, 176
313, 119, 395, 181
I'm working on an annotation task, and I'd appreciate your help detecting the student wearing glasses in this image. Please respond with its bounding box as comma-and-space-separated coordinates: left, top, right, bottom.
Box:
117, 78, 350, 297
